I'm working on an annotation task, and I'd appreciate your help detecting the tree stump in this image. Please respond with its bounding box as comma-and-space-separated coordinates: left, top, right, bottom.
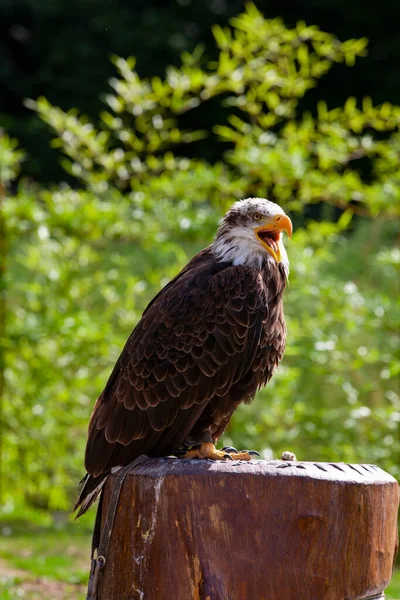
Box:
95, 458, 399, 600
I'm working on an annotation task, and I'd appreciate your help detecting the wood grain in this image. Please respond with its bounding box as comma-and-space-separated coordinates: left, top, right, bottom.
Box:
96, 459, 399, 600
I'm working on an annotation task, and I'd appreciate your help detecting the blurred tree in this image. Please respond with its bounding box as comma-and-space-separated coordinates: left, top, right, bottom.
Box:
2, 5, 399, 511
0, 0, 400, 182
0, 131, 24, 504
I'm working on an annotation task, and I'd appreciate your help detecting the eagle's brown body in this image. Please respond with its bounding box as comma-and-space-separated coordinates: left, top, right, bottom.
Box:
75, 198, 291, 516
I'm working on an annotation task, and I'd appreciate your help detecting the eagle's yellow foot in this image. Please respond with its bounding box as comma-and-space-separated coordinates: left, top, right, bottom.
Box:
179, 443, 233, 461
222, 446, 260, 461
177, 443, 260, 461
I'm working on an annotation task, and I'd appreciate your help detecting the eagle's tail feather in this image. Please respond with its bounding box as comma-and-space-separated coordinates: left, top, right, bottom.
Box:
73, 472, 109, 519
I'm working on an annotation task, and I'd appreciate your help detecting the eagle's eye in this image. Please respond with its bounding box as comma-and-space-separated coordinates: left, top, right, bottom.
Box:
253, 213, 262, 221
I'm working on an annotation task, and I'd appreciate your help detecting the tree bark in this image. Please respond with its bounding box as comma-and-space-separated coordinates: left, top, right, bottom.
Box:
96, 458, 399, 600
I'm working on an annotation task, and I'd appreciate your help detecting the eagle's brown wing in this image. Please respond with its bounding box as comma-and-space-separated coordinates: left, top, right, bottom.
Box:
84, 259, 267, 478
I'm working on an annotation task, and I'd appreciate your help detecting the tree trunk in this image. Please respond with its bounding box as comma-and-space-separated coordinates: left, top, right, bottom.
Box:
95, 458, 399, 600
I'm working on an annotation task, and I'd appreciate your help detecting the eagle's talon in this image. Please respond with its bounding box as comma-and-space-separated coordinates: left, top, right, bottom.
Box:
222, 449, 259, 461
223, 453, 234, 461
176, 442, 257, 462
222, 446, 238, 454
242, 449, 261, 457
173, 450, 186, 457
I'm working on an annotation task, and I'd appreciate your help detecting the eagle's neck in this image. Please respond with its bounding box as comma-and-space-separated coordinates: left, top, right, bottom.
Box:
210, 229, 289, 278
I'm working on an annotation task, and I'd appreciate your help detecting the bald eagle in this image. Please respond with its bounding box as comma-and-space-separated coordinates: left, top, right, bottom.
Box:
74, 198, 292, 516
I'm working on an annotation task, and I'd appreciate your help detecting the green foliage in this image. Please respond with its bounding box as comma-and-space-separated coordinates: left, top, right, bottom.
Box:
0, 132, 25, 183
2, 0, 400, 185
2, 5, 399, 514
29, 5, 399, 218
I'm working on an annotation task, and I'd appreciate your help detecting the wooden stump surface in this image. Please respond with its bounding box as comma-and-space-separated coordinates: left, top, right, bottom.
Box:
97, 458, 399, 600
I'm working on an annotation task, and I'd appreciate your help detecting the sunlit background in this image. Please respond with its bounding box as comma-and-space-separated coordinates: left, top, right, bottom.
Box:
1, 1, 399, 598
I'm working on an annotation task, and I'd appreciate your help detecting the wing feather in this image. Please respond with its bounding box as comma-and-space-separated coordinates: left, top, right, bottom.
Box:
84, 256, 267, 477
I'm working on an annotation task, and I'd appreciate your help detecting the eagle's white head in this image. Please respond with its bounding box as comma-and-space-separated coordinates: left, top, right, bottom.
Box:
211, 198, 292, 274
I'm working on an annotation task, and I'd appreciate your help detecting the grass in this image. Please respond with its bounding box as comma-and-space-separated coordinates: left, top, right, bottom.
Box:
388, 571, 400, 600
0, 530, 90, 583
0, 507, 92, 600
0, 530, 90, 599
0, 508, 399, 599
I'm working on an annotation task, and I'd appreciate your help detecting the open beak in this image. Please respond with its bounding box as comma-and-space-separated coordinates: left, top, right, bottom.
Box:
255, 214, 293, 262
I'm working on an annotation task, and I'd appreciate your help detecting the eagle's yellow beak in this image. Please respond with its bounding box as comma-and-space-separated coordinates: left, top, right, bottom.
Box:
255, 214, 293, 263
